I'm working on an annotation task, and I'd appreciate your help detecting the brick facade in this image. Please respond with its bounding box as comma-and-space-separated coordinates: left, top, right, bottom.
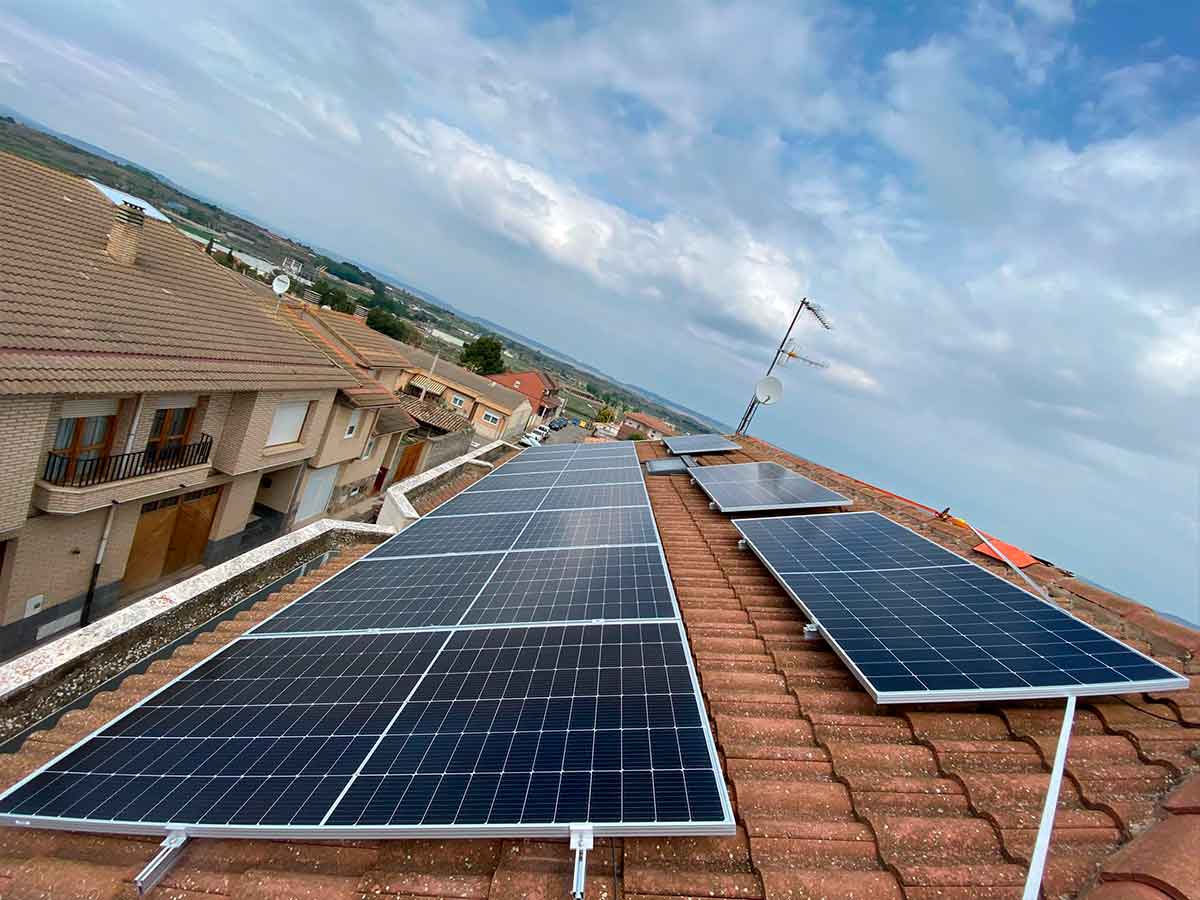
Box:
0, 396, 53, 533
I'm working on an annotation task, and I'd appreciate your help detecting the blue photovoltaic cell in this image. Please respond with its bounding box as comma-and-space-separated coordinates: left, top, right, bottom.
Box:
515, 507, 658, 550
428, 489, 550, 518
689, 462, 851, 513
326, 623, 725, 826
369, 512, 532, 558
467, 472, 562, 492
734, 512, 1188, 702
490, 460, 571, 476
462, 545, 675, 625
734, 511, 965, 573
552, 468, 644, 487
540, 483, 647, 510
663, 434, 738, 455
0, 632, 444, 826
252, 556, 504, 634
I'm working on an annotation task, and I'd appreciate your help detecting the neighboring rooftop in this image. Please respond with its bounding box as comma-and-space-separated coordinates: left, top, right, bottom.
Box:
0, 435, 1195, 899
399, 343, 529, 413
0, 152, 355, 395
488, 369, 558, 408
393, 392, 473, 433
625, 410, 678, 435
308, 306, 414, 370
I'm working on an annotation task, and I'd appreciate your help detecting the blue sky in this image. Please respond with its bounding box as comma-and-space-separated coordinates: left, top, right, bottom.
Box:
0, 0, 1196, 621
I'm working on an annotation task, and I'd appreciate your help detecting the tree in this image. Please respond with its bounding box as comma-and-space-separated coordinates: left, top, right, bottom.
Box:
595, 406, 617, 424
366, 307, 413, 343
459, 335, 505, 375
623, 430, 647, 441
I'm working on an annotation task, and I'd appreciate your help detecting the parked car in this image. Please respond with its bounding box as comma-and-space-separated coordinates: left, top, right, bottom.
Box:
549, 417, 568, 430
534, 424, 551, 438
519, 432, 542, 447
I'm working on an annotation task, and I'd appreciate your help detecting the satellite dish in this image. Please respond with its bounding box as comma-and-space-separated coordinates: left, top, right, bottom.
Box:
271, 274, 291, 296
755, 375, 783, 405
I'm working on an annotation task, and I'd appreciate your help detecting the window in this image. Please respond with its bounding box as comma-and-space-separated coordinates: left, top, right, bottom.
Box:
51, 413, 115, 481
481, 410, 501, 426
451, 395, 465, 408
361, 435, 377, 460
146, 406, 194, 463
344, 408, 362, 439
267, 400, 310, 446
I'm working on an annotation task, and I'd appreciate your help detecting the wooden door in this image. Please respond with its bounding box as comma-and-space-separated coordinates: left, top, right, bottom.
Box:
163, 488, 220, 574
394, 440, 425, 481
123, 499, 180, 593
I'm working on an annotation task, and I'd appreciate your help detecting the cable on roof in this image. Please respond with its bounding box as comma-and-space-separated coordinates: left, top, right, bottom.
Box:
1114, 694, 1200, 726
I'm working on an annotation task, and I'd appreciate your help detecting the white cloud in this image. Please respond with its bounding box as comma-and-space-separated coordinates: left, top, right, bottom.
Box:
381, 113, 800, 342
1015, 0, 1075, 25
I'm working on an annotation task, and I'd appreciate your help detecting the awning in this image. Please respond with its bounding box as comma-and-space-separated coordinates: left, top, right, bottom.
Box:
408, 374, 446, 396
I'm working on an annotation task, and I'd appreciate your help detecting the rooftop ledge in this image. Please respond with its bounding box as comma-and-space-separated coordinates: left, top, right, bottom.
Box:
0, 518, 395, 705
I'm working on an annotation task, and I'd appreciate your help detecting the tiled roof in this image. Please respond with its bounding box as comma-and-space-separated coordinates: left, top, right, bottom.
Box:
0, 437, 1195, 899
0, 152, 355, 394
393, 392, 472, 433
488, 369, 558, 408
399, 343, 529, 414
310, 307, 413, 368
274, 297, 407, 409
625, 410, 677, 434
374, 406, 418, 434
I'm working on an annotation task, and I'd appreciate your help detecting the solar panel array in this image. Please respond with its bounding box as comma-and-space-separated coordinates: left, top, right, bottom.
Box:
689, 462, 853, 513
734, 511, 1188, 704
663, 434, 739, 455
0, 440, 734, 839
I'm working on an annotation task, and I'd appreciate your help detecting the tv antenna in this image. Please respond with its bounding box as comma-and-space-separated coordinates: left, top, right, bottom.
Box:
271, 273, 291, 316
735, 298, 831, 435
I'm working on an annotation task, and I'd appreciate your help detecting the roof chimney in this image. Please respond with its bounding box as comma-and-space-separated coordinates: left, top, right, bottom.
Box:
354, 305, 369, 319
106, 201, 145, 265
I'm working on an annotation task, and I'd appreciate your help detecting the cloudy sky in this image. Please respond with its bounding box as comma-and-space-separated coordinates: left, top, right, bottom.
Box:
1, 1, 1196, 620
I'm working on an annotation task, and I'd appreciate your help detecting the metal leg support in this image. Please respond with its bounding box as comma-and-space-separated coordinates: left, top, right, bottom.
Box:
570, 824, 594, 900
1022, 695, 1076, 900
136, 831, 188, 896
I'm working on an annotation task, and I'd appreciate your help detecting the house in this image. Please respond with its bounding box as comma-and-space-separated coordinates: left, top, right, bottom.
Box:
0, 152, 356, 656
619, 410, 677, 439
0, 432, 1195, 898
395, 344, 531, 441
487, 369, 564, 428
271, 298, 421, 520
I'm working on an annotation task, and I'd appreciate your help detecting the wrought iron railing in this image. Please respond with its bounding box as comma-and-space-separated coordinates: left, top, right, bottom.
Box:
42, 434, 214, 488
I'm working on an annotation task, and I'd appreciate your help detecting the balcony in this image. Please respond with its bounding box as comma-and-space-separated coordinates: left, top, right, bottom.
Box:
35, 435, 215, 515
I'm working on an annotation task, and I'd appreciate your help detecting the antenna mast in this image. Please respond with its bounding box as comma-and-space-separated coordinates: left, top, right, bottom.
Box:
735, 298, 831, 436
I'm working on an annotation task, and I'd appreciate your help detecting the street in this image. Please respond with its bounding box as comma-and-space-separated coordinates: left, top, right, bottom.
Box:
538, 422, 591, 445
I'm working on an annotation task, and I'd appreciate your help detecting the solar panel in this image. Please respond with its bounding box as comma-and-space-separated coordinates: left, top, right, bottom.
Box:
552, 468, 644, 487
734, 512, 1189, 703
560, 455, 641, 469
462, 546, 675, 625
0, 438, 733, 842
492, 460, 571, 475
369, 512, 532, 558
466, 471, 562, 492
663, 434, 739, 455
540, 483, 648, 511
325, 623, 726, 827
0, 631, 445, 827
427, 489, 549, 518
515, 507, 659, 550
645, 457, 689, 475
689, 462, 852, 512
252, 556, 504, 635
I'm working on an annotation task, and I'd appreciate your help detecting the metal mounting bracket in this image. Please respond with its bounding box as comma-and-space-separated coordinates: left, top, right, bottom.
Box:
803, 623, 822, 641
569, 823, 594, 899
737, 539, 747, 551
709, 501, 717, 510
135, 831, 188, 896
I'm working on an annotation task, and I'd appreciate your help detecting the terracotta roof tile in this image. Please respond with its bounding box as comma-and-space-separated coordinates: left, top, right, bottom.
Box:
0, 152, 354, 394
398, 343, 529, 414
393, 392, 473, 433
